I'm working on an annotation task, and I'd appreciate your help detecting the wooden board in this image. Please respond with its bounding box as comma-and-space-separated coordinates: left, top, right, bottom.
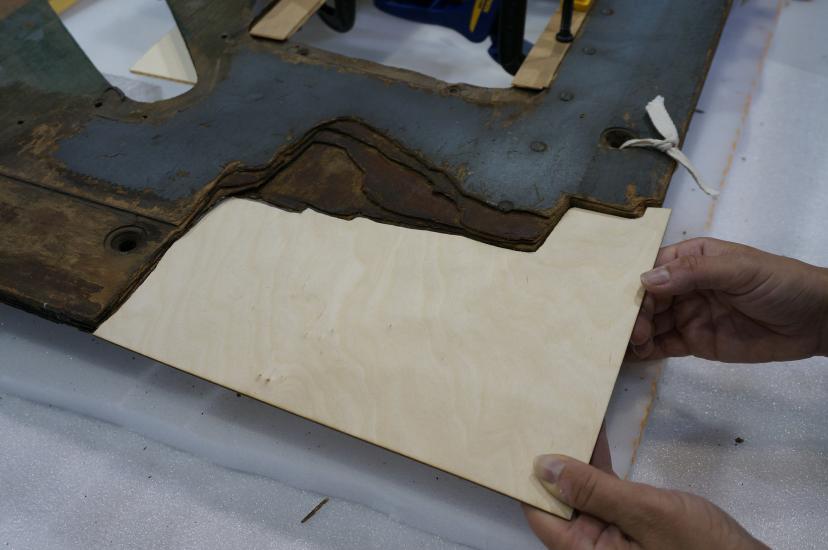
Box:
130, 28, 197, 85
512, 7, 588, 90
95, 198, 669, 517
250, 0, 326, 41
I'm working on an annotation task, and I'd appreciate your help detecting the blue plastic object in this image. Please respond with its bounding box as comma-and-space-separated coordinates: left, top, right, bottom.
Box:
373, 0, 502, 43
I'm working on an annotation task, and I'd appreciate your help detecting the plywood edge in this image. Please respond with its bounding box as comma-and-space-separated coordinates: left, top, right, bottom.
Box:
130, 28, 198, 85
512, 8, 588, 90
250, 0, 327, 41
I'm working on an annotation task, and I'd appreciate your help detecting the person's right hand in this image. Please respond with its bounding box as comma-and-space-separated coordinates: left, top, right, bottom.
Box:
629, 237, 828, 362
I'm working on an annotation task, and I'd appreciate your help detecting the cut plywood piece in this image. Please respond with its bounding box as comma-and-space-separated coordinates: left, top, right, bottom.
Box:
513, 8, 588, 90
130, 28, 197, 85
250, 0, 326, 41
95, 199, 669, 518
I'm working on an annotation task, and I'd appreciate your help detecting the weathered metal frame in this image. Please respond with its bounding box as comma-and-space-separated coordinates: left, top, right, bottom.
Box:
0, 0, 731, 329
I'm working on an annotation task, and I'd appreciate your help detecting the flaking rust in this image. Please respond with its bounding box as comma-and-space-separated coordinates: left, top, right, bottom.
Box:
251, 120, 552, 250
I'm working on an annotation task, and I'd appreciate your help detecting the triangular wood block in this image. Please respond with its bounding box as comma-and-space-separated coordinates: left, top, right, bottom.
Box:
131, 27, 197, 85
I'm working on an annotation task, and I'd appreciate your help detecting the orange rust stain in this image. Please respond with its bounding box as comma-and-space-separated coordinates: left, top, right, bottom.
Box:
20, 123, 62, 157
454, 163, 471, 181
624, 363, 663, 480
704, 0, 785, 230
625, 183, 638, 201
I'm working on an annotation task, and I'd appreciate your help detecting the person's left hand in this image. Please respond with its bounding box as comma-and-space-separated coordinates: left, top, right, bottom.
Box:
522, 437, 767, 550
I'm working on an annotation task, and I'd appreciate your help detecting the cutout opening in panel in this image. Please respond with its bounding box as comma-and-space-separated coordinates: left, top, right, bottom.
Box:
53, 0, 195, 102
287, 0, 557, 89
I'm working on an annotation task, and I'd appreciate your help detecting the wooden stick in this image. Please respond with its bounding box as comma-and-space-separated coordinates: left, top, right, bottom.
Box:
250, 0, 326, 41
512, 7, 588, 90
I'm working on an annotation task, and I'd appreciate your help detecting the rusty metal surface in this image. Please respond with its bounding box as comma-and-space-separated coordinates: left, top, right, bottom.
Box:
237, 120, 552, 250
0, 0, 732, 329
0, 175, 175, 326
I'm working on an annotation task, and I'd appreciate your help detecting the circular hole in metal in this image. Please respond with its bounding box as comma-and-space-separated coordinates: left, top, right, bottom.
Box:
220, 33, 229, 39
600, 127, 637, 148
106, 226, 146, 254
17, 120, 24, 125
94, 101, 103, 108
118, 238, 137, 253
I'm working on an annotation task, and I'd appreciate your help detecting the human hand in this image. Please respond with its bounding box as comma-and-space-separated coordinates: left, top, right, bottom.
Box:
629, 237, 828, 362
524, 454, 767, 550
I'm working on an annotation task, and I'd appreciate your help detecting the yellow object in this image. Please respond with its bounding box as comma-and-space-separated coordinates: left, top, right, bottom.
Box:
574, 0, 593, 11
48, 0, 78, 14
469, 0, 494, 32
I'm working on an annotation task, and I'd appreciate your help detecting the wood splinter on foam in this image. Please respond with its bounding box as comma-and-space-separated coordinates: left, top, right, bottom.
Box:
301, 497, 329, 523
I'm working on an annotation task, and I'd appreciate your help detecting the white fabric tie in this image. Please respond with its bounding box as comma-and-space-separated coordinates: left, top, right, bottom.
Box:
620, 95, 719, 197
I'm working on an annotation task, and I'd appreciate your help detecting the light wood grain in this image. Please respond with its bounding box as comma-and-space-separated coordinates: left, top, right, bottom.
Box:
250, 0, 326, 41
130, 28, 197, 85
512, 7, 588, 90
95, 199, 669, 517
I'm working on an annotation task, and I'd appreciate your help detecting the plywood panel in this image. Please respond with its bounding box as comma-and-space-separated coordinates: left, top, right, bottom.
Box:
250, 0, 326, 41
95, 199, 669, 517
513, 8, 588, 90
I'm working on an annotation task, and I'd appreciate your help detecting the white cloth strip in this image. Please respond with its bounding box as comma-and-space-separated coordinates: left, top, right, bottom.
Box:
621, 95, 719, 197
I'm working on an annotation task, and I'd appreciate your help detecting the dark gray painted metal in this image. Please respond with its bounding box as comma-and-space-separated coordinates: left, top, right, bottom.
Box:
4, 0, 729, 215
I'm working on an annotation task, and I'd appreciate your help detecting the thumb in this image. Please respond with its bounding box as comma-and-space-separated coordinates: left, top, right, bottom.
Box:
534, 455, 668, 536
640, 253, 761, 296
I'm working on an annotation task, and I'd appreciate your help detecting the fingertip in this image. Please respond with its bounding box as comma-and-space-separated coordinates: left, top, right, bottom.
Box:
630, 317, 652, 346
640, 266, 670, 288
631, 340, 654, 359
533, 454, 568, 483
641, 292, 655, 314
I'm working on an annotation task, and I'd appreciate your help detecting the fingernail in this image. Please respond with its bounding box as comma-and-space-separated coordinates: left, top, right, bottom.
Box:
534, 455, 566, 496
641, 266, 670, 286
